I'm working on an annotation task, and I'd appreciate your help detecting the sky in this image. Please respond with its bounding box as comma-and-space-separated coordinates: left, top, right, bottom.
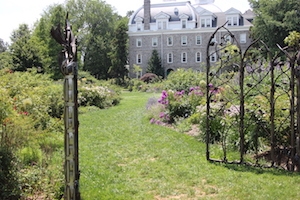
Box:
0, 0, 251, 43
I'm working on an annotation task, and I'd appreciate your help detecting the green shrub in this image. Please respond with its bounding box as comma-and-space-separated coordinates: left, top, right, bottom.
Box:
0, 146, 21, 199
165, 69, 205, 92
19, 146, 43, 165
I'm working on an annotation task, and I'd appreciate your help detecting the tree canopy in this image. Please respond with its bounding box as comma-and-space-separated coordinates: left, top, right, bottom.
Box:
2, 0, 130, 80
249, 0, 300, 54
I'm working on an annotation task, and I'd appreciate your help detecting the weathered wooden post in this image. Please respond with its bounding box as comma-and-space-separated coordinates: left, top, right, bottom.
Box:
51, 13, 80, 199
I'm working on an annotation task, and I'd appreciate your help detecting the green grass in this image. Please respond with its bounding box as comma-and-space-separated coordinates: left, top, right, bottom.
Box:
79, 91, 300, 200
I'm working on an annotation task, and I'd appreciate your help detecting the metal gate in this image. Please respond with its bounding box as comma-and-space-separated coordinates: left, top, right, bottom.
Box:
205, 24, 300, 171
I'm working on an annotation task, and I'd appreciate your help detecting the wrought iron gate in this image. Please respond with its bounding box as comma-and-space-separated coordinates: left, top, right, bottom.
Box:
205, 24, 300, 171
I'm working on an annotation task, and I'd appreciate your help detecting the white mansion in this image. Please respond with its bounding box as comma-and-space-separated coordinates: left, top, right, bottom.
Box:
127, 0, 254, 77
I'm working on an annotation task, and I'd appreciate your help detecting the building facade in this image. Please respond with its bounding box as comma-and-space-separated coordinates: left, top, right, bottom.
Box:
128, 0, 254, 77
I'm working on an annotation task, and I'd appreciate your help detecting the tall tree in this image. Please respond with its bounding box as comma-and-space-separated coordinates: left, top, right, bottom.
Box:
108, 18, 129, 82
0, 38, 11, 70
66, 0, 119, 79
249, 0, 300, 54
0, 38, 8, 53
31, 4, 67, 79
10, 24, 42, 71
147, 49, 164, 78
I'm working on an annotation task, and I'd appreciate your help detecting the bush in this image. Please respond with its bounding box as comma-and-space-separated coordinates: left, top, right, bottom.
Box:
0, 146, 21, 199
19, 146, 43, 165
165, 69, 205, 93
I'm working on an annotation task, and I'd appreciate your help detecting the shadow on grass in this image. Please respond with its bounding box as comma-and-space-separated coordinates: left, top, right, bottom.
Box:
209, 160, 299, 176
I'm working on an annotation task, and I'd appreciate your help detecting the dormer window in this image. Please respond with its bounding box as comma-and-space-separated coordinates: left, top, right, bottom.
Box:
179, 14, 189, 29
200, 17, 212, 28
134, 16, 144, 31
225, 8, 242, 27
226, 16, 239, 26
182, 19, 187, 28
155, 12, 171, 30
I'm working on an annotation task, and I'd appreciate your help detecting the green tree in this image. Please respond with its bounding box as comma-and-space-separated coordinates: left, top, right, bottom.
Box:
249, 0, 300, 54
0, 38, 7, 53
108, 18, 129, 83
66, 0, 118, 79
0, 38, 12, 69
32, 4, 67, 79
147, 49, 164, 78
10, 24, 42, 71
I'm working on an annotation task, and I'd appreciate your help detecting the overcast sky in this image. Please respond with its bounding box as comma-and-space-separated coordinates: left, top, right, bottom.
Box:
0, 0, 251, 43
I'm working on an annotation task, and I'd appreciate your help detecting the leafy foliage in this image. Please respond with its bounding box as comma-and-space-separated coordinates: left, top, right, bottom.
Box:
108, 18, 129, 83
249, 0, 300, 54
0, 146, 21, 199
147, 49, 164, 78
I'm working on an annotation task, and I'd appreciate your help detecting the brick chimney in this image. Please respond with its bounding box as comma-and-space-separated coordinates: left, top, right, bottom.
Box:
144, 0, 151, 30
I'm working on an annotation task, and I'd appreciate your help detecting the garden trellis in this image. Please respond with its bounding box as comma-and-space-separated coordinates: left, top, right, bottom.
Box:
205, 24, 300, 171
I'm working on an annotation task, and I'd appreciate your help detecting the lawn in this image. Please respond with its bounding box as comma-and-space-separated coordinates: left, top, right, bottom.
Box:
78, 91, 300, 200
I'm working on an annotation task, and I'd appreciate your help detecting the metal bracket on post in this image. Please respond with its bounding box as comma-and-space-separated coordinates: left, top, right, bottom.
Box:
51, 13, 80, 200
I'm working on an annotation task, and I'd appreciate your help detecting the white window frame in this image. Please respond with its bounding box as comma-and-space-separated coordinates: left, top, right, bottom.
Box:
196, 52, 201, 63
136, 54, 142, 64
226, 16, 239, 26
196, 35, 202, 45
210, 52, 217, 62
200, 17, 212, 28
157, 20, 168, 30
152, 37, 158, 47
136, 22, 142, 31
167, 53, 173, 63
167, 36, 173, 46
136, 38, 142, 47
240, 33, 247, 44
181, 52, 187, 63
181, 35, 187, 46
182, 19, 187, 29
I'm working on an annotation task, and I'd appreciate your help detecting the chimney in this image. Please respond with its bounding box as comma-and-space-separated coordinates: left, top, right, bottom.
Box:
144, 0, 151, 30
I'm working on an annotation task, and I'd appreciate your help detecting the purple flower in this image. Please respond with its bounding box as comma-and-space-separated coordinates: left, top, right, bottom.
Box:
150, 118, 156, 124
159, 112, 165, 118
158, 90, 169, 105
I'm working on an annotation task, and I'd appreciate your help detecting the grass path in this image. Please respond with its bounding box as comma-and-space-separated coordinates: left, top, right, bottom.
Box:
79, 92, 300, 200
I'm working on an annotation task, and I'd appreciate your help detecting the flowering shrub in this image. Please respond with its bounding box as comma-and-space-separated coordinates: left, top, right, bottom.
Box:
78, 85, 120, 109
152, 87, 205, 124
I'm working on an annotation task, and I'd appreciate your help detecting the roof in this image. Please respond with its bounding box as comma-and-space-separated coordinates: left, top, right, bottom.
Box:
130, 1, 197, 24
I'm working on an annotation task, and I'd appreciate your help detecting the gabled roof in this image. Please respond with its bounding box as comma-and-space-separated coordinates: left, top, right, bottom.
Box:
154, 11, 171, 20
197, 8, 216, 17
225, 7, 242, 15
179, 13, 189, 19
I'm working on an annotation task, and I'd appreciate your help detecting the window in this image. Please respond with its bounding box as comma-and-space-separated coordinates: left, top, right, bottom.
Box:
181, 35, 187, 45
182, 19, 187, 29
181, 52, 187, 63
201, 17, 211, 28
240, 33, 247, 43
136, 54, 142, 64
167, 36, 173, 46
137, 22, 142, 31
152, 37, 158, 47
158, 21, 162, 30
227, 16, 239, 26
167, 53, 173, 63
157, 20, 167, 30
210, 52, 216, 62
196, 35, 202, 45
196, 52, 201, 62
223, 34, 232, 43
136, 38, 142, 47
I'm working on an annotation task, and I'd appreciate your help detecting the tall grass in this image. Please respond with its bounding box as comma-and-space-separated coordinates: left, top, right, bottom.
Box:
79, 91, 300, 200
